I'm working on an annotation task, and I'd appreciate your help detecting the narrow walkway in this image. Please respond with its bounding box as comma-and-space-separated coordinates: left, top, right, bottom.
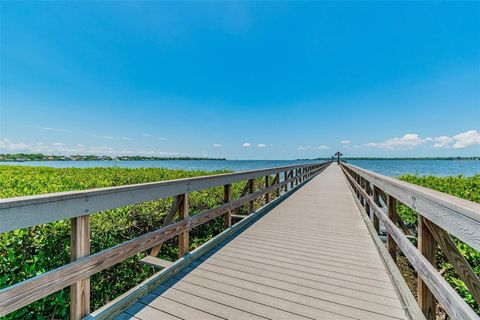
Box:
118, 165, 409, 320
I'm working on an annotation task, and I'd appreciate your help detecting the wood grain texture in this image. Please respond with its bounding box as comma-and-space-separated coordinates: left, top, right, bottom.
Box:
265, 175, 270, 204
88, 166, 325, 320
342, 163, 480, 252
345, 175, 426, 320
373, 187, 381, 233
0, 162, 329, 233
387, 195, 398, 263
342, 166, 478, 320
139, 256, 173, 269
119, 165, 409, 320
150, 195, 182, 257
424, 219, 480, 305
418, 215, 436, 320
2, 163, 332, 318
275, 173, 280, 197
178, 194, 189, 258
223, 184, 232, 229
0, 220, 189, 317
70, 215, 90, 320
248, 179, 254, 213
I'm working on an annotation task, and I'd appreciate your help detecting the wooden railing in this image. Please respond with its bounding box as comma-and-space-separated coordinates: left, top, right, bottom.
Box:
340, 162, 480, 320
0, 161, 331, 319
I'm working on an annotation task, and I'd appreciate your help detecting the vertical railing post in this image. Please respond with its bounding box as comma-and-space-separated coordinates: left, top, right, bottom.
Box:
365, 180, 371, 218
290, 170, 294, 188
284, 171, 288, 192
178, 193, 189, 258
275, 173, 280, 197
265, 175, 270, 204
387, 195, 397, 262
248, 179, 254, 213
372, 187, 381, 233
360, 177, 365, 206
223, 184, 232, 228
70, 215, 90, 320
418, 216, 437, 320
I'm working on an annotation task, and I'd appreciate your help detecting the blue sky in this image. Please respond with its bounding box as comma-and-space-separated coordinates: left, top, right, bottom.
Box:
1, 1, 479, 159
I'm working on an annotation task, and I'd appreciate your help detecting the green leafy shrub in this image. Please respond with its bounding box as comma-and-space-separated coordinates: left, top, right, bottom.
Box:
397, 174, 480, 312
0, 166, 267, 319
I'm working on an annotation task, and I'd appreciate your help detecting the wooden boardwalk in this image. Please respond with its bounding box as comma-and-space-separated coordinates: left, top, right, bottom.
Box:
118, 164, 409, 320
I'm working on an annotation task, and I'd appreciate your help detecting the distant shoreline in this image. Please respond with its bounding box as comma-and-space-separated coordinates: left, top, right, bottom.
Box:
0, 153, 479, 163
0, 153, 226, 162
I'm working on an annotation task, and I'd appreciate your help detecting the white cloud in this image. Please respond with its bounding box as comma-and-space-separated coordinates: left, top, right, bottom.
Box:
364, 133, 428, 150
257, 143, 267, 148
297, 146, 311, 150
212, 144, 222, 147
99, 135, 115, 140
297, 145, 330, 150
0, 137, 183, 156
452, 130, 480, 148
433, 136, 453, 148
37, 126, 67, 132
120, 137, 133, 141
158, 137, 167, 141
242, 142, 251, 147
0, 138, 28, 152
341, 140, 351, 144
142, 133, 152, 137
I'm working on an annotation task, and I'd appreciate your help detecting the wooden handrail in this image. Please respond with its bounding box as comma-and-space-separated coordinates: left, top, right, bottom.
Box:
0, 162, 327, 234
0, 161, 331, 318
340, 163, 480, 320
341, 163, 480, 252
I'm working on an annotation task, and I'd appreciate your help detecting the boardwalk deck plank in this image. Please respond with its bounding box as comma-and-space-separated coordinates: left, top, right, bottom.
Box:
117, 165, 409, 320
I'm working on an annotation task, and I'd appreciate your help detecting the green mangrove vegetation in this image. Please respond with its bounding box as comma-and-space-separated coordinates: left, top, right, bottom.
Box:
397, 174, 480, 312
0, 165, 263, 319
1, 165, 479, 318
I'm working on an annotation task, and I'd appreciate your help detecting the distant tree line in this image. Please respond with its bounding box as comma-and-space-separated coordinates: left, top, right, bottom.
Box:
0, 153, 226, 162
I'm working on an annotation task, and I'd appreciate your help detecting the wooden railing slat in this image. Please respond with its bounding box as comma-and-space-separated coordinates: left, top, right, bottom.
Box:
178, 194, 189, 258
149, 195, 183, 257
70, 215, 90, 320
0, 162, 330, 317
342, 163, 480, 252
0, 162, 326, 233
418, 215, 437, 320
223, 184, 232, 229
341, 165, 478, 320
424, 219, 480, 305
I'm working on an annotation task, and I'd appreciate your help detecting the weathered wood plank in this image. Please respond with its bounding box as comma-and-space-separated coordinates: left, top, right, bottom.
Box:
0, 162, 329, 233
0, 220, 189, 317
248, 179, 254, 213
275, 173, 280, 197
342, 163, 480, 252
1, 163, 330, 318
346, 179, 426, 320
150, 195, 182, 257
342, 167, 478, 320
223, 184, 232, 229
373, 187, 381, 233
387, 195, 398, 262
418, 216, 437, 320
424, 219, 480, 305
265, 175, 270, 204
178, 194, 189, 258
70, 215, 90, 320
139, 256, 173, 269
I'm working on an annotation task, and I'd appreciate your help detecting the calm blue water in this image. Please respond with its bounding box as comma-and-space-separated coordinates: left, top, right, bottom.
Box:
1, 159, 479, 177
